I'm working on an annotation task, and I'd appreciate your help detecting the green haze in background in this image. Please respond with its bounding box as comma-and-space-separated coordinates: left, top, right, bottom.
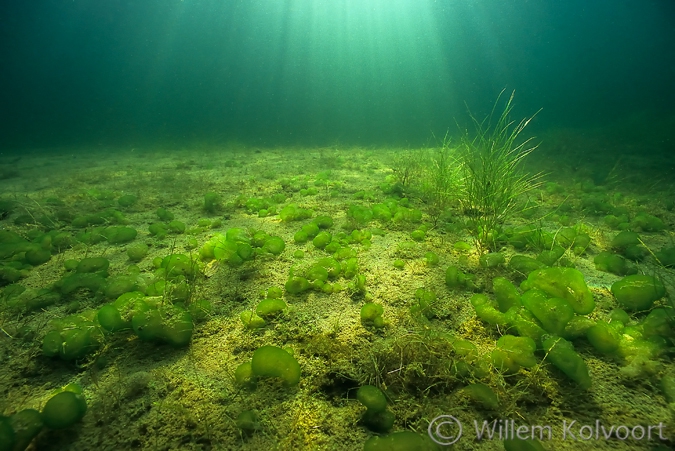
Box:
1, 0, 674, 150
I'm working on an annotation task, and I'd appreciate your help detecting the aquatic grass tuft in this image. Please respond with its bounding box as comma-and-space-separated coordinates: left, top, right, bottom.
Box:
458, 90, 542, 253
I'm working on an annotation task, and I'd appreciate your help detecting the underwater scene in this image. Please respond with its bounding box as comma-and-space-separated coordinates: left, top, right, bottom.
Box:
1, 1, 675, 450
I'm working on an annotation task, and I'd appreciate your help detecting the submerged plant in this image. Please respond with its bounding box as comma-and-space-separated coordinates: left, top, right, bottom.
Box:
419, 138, 458, 226
458, 90, 542, 252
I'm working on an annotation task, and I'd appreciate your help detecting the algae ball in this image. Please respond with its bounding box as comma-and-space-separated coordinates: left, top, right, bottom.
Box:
7, 408, 44, 451
360, 303, 385, 328
255, 299, 287, 319
356, 385, 387, 413
312, 231, 332, 249
285, 276, 310, 294
0, 417, 14, 451
25, 248, 51, 266
76, 257, 110, 274
103, 226, 137, 244
611, 274, 666, 311
97, 304, 128, 332
126, 242, 149, 262
42, 389, 87, 429
261, 236, 285, 255
117, 194, 138, 208
251, 345, 301, 386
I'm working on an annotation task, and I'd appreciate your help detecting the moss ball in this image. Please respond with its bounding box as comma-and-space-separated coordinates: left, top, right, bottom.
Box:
76, 257, 110, 274
8, 408, 44, 451
41, 390, 87, 429
262, 236, 285, 255
356, 385, 387, 413
410, 229, 426, 242
285, 276, 310, 294
312, 231, 332, 249
251, 345, 301, 386
117, 194, 138, 208
126, 243, 149, 262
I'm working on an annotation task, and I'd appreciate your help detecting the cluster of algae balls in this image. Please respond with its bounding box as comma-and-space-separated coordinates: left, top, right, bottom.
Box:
1, 384, 86, 451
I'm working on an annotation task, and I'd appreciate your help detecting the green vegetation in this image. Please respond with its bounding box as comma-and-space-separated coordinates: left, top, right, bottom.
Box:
1, 123, 674, 450
456, 91, 541, 252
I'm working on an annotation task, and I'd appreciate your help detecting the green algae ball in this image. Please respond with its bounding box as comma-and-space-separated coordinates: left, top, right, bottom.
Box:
656, 246, 675, 267
492, 277, 521, 312
301, 222, 320, 238
315, 257, 340, 279
542, 335, 591, 390
42, 389, 87, 429
631, 213, 665, 232
471, 294, 508, 326
424, 251, 439, 266
132, 304, 194, 347
361, 303, 384, 328
445, 265, 465, 289
103, 226, 137, 244
0, 417, 14, 451
261, 236, 285, 255
285, 276, 310, 294
161, 254, 197, 280
255, 299, 286, 319
76, 257, 110, 274
7, 408, 43, 451
25, 248, 51, 266
148, 222, 168, 238
103, 275, 137, 299
508, 255, 546, 275
586, 320, 622, 354
234, 361, 254, 386
267, 286, 283, 299
521, 267, 594, 315
410, 229, 426, 242
97, 304, 128, 332
357, 385, 387, 413
127, 242, 149, 262
521, 289, 575, 336
156, 207, 174, 221
117, 194, 138, 208
372, 203, 392, 222
491, 335, 537, 373
593, 251, 635, 276
611, 274, 666, 311
312, 215, 334, 229
312, 231, 332, 249
54, 272, 106, 295
240, 311, 266, 329
479, 252, 505, 268
168, 220, 186, 234
294, 230, 309, 243
251, 345, 301, 386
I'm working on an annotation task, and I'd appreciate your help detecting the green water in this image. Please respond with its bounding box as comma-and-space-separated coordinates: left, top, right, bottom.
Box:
0, 1, 674, 450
